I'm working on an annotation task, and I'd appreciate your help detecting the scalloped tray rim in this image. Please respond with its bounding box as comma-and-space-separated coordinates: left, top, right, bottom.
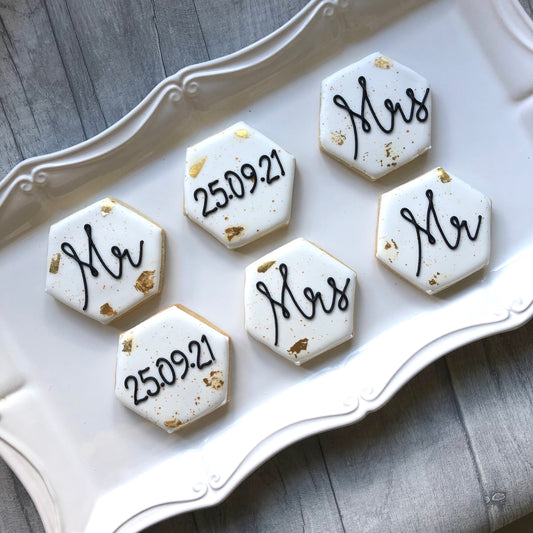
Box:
1, 0, 533, 532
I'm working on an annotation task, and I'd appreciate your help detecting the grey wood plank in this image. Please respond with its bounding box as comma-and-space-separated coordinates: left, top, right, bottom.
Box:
0, 92, 24, 173
140, 511, 199, 533
0, 459, 44, 533
196, 436, 344, 533
55, 0, 208, 127
0, 0, 86, 177
193, 0, 309, 59
145, 435, 344, 533
318, 359, 490, 533
150, 0, 210, 74
42, 0, 108, 138
519, 0, 533, 18
446, 319, 533, 532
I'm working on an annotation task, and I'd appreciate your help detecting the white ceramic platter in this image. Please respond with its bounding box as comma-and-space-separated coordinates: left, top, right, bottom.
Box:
1, 0, 533, 531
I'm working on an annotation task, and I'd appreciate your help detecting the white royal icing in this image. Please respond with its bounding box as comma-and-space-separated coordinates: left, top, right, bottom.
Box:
375, 167, 492, 294
184, 121, 295, 248
115, 304, 230, 432
244, 238, 357, 365
46, 197, 165, 324
319, 52, 431, 180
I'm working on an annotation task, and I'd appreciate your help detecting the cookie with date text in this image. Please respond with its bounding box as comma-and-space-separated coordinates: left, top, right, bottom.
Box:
46, 197, 165, 324
115, 304, 230, 432
184, 121, 295, 248
244, 238, 357, 365
319, 52, 431, 180
375, 167, 491, 294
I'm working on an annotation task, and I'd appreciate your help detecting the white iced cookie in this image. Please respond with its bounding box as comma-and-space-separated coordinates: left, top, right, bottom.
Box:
184, 121, 295, 248
244, 238, 357, 365
46, 198, 165, 324
376, 167, 491, 294
115, 304, 230, 432
319, 52, 431, 180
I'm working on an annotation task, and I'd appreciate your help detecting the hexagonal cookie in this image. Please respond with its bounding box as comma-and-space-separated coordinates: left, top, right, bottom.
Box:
376, 167, 491, 294
46, 197, 165, 323
184, 121, 295, 248
115, 304, 230, 432
319, 52, 431, 180
245, 238, 357, 365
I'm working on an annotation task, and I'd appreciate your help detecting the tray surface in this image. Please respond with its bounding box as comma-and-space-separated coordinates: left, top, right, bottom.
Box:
1, 0, 533, 531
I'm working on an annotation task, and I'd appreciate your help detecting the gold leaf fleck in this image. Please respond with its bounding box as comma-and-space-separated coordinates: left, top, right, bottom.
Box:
234, 129, 249, 138
391, 238, 398, 250
331, 130, 346, 145
203, 370, 224, 390
257, 260, 276, 273
100, 198, 115, 216
429, 279, 437, 286
189, 156, 207, 178
225, 226, 244, 241
437, 167, 451, 183
164, 418, 183, 429
49, 253, 61, 274
288, 338, 308, 357
100, 303, 117, 316
122, 336, 133, 355
384, 242, 391, 250
135, 270, 155, 295
374, 56, 394, 69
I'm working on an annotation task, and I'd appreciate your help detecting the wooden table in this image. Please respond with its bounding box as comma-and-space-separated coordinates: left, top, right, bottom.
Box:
1, 1, 533, 532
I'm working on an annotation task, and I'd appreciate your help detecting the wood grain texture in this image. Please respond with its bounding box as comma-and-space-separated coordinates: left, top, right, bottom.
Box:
447, 320, 533, 531
0, 459, 44, 533
193, 437, 344, 533
519, 0, 533, 18
0, 0, 86, 177
193, 0, 307, 59
1, 1, 533, 533
319, 359, 490, 533
42, 0, 206, 127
